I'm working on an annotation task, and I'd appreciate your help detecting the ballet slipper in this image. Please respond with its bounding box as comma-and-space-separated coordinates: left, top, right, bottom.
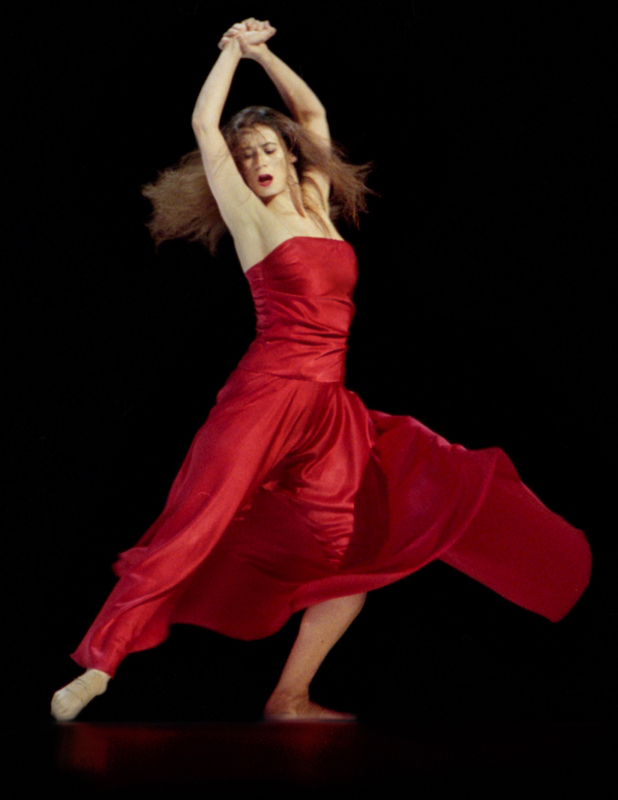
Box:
51, 669, 110, 721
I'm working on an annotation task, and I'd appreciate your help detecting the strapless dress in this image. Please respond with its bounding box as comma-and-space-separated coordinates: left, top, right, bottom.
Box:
71, 237, 591, 676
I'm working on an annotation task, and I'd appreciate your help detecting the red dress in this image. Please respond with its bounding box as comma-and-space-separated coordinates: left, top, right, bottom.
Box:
71, 237, 591, 677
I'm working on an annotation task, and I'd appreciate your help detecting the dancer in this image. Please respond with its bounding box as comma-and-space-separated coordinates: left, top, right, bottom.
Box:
52, 19, 591, 722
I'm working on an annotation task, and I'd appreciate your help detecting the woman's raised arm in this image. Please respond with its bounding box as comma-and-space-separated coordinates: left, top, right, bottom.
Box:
226, 20, 329, 141
225, 19, 331, 201
191, 35, 266, 236
257, 49, 330, 143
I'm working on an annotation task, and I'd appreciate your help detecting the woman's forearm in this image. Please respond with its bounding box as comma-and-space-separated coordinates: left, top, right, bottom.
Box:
255, 48, 326, 122
191, 38, 242, 130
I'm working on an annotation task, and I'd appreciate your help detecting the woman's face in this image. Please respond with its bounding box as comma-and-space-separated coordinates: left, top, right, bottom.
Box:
237, 124, 297, 201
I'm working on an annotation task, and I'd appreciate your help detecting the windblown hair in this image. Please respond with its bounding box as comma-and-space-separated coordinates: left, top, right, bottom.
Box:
141, 106, 374, 256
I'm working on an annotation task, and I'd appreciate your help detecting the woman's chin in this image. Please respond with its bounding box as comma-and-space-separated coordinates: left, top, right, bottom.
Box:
255, 186, 282, 203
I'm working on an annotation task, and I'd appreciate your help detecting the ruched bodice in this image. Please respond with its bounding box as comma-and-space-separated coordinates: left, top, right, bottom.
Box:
236, 237, 357, 382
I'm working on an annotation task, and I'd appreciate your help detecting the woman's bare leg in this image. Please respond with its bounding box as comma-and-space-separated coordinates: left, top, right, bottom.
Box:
264, 592, 366, 720
51, 594, 365, 721
51, 669, 111, 721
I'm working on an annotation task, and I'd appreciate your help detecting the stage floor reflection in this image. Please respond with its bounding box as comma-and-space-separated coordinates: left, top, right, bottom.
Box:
40, 720, 614, 798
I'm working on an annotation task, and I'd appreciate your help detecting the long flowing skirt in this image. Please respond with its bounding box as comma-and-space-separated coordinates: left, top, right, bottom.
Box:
71, 369, 591, 676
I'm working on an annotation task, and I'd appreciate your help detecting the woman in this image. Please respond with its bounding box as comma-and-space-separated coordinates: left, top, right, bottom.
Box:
51, 19, 591, 722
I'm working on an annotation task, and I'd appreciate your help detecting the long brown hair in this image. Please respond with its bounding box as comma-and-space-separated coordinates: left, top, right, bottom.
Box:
142, 106, 374, 256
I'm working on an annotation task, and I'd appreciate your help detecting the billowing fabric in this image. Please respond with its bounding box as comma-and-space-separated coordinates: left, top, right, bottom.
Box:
71, 237, 591, 677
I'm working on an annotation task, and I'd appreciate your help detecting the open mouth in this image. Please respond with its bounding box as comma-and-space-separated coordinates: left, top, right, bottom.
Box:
257, 174, 273, 187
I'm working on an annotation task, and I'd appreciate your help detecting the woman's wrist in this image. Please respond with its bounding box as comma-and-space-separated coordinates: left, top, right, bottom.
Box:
245, 43, 272, 64
220, 35, 243, 61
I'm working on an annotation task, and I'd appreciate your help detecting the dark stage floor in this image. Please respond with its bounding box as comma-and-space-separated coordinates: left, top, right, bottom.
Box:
11, 720, 614, 799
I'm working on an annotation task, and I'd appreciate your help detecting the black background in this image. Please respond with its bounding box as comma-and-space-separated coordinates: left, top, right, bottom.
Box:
3, 0, 615, 723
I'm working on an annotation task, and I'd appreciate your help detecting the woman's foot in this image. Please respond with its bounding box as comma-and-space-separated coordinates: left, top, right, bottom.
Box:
51, 669, 110, 721
263, 690, 356, 721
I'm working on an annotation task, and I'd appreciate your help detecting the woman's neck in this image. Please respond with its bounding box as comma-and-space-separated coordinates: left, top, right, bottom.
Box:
263, 187, 306, 219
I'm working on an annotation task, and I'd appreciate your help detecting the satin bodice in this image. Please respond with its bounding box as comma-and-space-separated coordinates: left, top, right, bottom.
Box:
235, 237, 358, 382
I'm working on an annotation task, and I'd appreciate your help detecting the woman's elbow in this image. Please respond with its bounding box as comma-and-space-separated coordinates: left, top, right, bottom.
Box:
191, 114, 206, 133
192, 116, 218, 138
300, 104, 327, 123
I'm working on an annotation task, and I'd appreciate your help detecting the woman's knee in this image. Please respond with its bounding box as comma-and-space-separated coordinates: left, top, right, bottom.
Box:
348, 591, 367, 616
304, 592, 367, 623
